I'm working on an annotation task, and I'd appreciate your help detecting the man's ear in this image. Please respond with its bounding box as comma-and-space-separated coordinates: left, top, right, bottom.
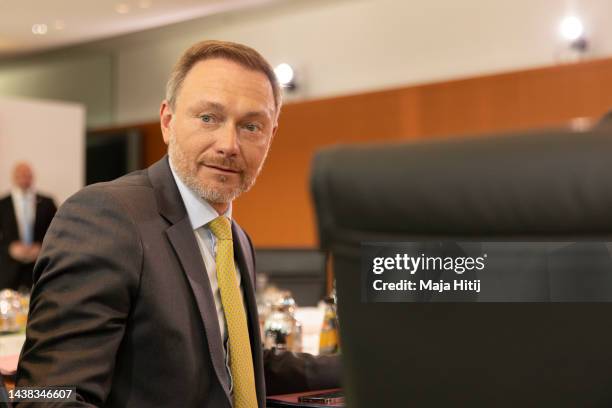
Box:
160, 100, 173, 145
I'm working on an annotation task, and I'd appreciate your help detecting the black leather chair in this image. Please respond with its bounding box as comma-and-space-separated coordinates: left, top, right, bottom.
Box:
311, 122, 612, 407
255, 248, 326, 306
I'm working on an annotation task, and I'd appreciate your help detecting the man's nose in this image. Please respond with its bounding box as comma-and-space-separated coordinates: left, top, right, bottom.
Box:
215, 124, 240, 156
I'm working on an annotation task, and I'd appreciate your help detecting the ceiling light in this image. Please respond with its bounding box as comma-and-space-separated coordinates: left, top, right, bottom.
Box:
115, 3, 131, 14
274, 63, 294, 87
31, 24, 48, 35
560, 16, 584, 41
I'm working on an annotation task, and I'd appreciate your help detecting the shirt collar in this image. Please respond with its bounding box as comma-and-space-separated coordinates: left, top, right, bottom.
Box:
11, 188, 34, 201
169, 158, 232, 231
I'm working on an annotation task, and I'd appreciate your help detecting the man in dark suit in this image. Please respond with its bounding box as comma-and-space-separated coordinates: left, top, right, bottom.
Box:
0, 163, 56, 290
595, 108, 612, 129
15, 41, 339, 407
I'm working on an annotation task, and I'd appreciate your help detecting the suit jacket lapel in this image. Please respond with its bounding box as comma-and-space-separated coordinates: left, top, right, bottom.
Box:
166, 220, 231, 396
5, 197, 19, 240
148, 157, 232, 403
33, 195, 43, 235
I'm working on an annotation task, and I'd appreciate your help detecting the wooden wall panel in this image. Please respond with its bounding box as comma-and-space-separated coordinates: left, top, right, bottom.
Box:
112, 56, 612, 248
140, 122, 165, 167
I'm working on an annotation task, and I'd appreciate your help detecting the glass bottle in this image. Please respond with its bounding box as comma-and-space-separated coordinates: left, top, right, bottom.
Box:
263, 291, 302, 352
319, 290, 340, 355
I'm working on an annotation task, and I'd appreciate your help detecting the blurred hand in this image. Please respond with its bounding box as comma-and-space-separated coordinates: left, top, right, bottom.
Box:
8, 241, 40, 263
9, 241, 29, 262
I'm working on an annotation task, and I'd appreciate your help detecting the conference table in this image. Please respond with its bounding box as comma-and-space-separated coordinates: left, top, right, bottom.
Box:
1, 306, 326, 388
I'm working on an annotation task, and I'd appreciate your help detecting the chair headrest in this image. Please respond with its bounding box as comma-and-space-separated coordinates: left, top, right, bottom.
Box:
311, 127, 612, 248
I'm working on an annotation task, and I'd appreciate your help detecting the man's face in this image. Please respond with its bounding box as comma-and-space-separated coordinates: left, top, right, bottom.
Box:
160, 58, 277, 213
13, 163, 33, 191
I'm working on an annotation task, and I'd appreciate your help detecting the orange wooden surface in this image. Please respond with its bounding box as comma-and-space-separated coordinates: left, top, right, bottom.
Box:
103, 57, 612, 248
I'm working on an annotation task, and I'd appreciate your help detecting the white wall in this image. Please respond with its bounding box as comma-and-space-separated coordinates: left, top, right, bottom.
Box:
114, 0, 612, 125
0, 97, 85, 204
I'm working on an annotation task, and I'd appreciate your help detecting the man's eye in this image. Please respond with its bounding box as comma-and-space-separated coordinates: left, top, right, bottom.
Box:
244, 123, 260, 132
200, 114, 214, 123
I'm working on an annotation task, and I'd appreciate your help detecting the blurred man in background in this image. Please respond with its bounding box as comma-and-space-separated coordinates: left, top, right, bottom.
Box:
596, 108, 612, 129
0, 162, 56, 290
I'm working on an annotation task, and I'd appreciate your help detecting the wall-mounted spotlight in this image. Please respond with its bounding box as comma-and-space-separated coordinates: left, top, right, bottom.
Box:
274, 63, 296, 91
560, 16, 583, 41
559, 16, 588, 54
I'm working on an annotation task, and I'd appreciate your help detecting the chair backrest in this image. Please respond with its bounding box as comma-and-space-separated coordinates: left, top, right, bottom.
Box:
312, 128, 612, 245
311, 125, 612, 407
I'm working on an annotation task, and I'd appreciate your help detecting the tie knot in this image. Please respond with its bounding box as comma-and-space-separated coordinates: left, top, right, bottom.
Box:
209, 216, 233, 240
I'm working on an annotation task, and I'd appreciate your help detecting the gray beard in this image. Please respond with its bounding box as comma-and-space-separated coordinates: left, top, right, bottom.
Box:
167, 131, 259, 204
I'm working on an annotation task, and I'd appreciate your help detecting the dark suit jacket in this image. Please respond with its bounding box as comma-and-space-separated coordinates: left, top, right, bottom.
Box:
0, 375, 9, 404
16, 157, 339, 407
0, 192, 56, 290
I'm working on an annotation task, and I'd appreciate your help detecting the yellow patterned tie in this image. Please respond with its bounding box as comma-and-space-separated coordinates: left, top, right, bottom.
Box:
208, 216, 258, 408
